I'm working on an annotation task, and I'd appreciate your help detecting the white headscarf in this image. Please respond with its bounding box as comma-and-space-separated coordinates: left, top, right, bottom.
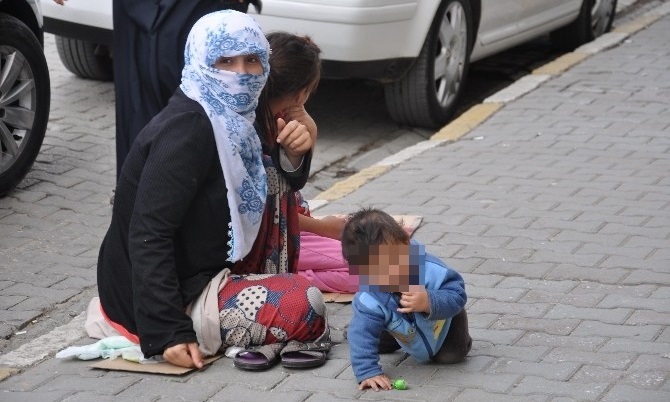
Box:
180, 10, 270, 262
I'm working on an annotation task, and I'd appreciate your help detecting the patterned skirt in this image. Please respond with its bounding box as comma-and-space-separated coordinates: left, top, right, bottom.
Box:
217, 273, 326, 347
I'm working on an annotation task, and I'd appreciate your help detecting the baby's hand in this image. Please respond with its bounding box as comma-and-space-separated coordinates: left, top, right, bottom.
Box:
359, 374, 392, 391
397, 290, 430, 314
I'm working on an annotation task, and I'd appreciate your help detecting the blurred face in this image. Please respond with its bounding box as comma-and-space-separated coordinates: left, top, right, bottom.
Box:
348, 243, 424, 292
213, 54, 263, 74
269, 87, 312, 119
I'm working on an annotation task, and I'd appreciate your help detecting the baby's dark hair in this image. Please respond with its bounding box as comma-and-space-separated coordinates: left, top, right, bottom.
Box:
341, 208, 410, 265
257, 32, 322, 143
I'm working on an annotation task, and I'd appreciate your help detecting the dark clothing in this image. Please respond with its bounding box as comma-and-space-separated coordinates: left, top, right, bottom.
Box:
112, 0, 256, 178
98, 89, 310, 357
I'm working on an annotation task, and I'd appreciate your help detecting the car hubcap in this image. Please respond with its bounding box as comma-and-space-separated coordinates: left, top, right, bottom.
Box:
591, 0, 615, 36
434, 2, 468, 108
0, 46, 36, 174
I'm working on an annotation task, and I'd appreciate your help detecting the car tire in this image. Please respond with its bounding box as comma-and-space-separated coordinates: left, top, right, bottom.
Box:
551, 0, 618, 51
55, 36, 113, 81
0, 13, 51, 197
384, 0, 474, 129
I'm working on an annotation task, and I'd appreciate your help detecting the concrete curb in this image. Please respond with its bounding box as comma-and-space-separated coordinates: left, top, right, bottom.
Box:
309, 2, 670, 211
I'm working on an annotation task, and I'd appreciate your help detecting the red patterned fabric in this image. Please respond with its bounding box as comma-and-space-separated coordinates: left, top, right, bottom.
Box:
232, 154, 300, 275
218, 274, 326, 346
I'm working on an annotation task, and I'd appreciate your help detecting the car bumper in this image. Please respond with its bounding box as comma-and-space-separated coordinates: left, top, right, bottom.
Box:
252, 0, 436, 64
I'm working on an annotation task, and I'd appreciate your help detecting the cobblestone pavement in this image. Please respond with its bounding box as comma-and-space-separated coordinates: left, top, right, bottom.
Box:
1, 2, 670, 401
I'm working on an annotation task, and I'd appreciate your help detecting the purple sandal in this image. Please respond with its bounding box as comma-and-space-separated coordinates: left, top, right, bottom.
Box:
233, 343, 283, 371
279, 340, 331, 369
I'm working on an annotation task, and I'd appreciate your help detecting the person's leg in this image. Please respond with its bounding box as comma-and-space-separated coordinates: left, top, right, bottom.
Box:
297, 231, 351, 293
432, 309, 472, 364
378, 330, 401, 354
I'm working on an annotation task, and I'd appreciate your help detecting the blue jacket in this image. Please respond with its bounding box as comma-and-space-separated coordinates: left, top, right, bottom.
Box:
347, 242, 467, 383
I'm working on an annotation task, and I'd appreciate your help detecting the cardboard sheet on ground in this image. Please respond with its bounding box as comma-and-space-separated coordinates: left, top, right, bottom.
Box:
90, 355, 223, 375
313, 214, 423, 304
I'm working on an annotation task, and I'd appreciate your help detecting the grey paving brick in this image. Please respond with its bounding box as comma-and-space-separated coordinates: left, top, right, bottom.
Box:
505, 237, 580, 254
426, 370, 520, 393
35, 374, 140, 395
572, 320, 662, 341
454, 389, 548, 402
622, 370, 668, 390
0, 295, 26, 310
473, 260, 554, 279
622, 270, 670, 286
0, 389, 73, 402
487, 359, 579, 381
545, 264, 629, 284
209, 384, 311, 402
495, 277, 578, 293
469, 299, 551, 318
515, 332, 607, 352
468, 326, 525, 347
598, 293, 670, 313
491, 315, 579, 336
528, 249, 606, 267
510, 376, 608, 400
602, 384, 670, 402
62, 392, 147, 402
544, 348, 634, 370
544, 305, 633, 324
467, 312, 499, 329
473, 344, 549, 362
463, 273, 505, 288
520, 289, 605, 307
571, 282, 658, 298
0, 310, 42, 330
467, 285, 527, 302
273, 373, 360, 399
628, 354, 670, 373
117, 377, 222, 401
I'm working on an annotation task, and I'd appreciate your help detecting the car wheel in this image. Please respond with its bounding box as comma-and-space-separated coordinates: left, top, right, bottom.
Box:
55, 36, 113, 81
551, 0, 618, 51
0, 13, 51, 197
384, 0, 473, 129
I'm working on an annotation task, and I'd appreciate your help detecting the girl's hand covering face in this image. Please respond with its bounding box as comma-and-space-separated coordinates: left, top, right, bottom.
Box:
213, 54, 263, 74
276, 118, 313, 157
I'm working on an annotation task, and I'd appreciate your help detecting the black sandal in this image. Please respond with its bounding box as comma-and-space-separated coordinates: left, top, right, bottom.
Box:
279, 340, 331, 369
233, 343, 283, 370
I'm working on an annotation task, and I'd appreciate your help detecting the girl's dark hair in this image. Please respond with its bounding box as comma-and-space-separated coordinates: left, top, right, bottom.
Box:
341, 208, 410, 265
256, 32, 322, 144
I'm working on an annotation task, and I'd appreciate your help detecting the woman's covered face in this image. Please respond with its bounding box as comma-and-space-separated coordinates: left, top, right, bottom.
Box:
181, 10, 270, 115
213, 54, 264, 75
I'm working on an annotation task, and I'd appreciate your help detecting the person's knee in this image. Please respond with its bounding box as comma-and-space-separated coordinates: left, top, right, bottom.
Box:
432, 309, 472, 364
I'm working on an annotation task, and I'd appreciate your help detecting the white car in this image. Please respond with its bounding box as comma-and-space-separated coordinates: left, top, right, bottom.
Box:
1, 0, 51, 196
42, 0, 617, 128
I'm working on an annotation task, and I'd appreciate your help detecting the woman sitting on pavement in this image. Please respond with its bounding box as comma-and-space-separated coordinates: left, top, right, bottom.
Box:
89, 11, 322, 369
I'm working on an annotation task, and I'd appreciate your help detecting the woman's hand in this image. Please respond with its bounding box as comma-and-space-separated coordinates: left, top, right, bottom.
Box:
163, 342, 203, 369
359, 374, 393, 391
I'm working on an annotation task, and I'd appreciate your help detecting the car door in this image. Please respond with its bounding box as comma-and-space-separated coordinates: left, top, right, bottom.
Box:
476, 0, 524, 47
515, 0, 582, 35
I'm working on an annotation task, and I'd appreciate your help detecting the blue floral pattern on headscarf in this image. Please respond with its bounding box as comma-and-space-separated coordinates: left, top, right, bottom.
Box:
180, 10, 270, 262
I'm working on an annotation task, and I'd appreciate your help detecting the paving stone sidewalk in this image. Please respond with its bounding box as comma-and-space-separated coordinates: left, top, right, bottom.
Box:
1, 6, 670, 402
